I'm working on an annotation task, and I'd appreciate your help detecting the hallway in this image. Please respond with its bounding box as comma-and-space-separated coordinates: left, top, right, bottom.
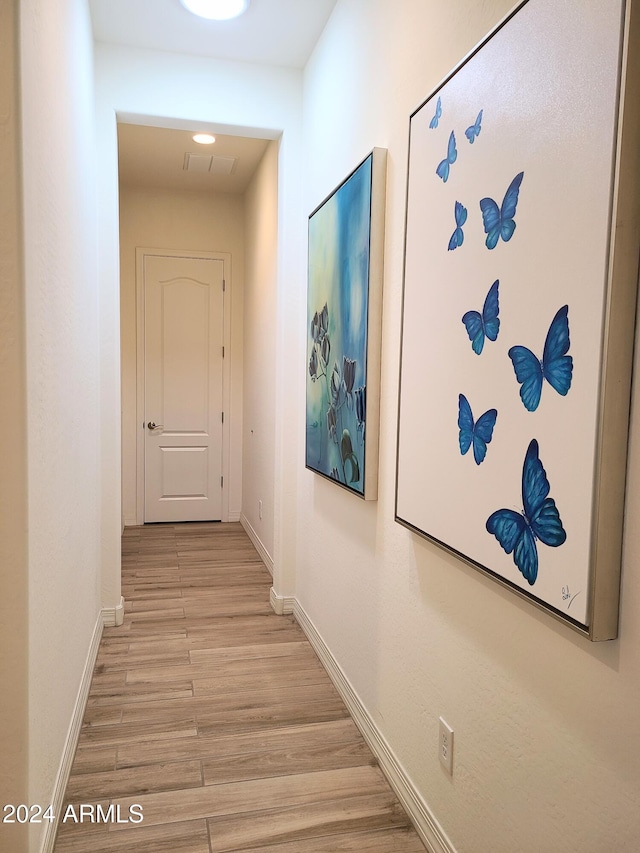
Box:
54, 523, 426, 852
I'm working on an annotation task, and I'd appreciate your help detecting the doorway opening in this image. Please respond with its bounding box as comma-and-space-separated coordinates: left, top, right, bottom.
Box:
118, 120, 278, 560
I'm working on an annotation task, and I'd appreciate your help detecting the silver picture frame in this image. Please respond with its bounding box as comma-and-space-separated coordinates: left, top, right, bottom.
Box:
395, 0, 639, 640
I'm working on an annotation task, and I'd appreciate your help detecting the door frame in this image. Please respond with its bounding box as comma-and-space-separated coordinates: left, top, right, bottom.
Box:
135, 247, 232, 525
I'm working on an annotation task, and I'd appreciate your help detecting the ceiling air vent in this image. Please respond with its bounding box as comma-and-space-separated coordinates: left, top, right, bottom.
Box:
183, 152, 213, 172
183, 153, 238, 174
210, 155, 237, 175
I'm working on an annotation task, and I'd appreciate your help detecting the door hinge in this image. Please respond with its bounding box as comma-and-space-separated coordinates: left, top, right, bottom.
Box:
222, 346, 225, 358
222, 279, 226, 292
221, 411, 224, 423
221, 476, 224, 488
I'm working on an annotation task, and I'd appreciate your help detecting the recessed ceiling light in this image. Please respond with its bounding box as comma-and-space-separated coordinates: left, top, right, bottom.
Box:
179, 0, 250, 20
193, 133, 216, 144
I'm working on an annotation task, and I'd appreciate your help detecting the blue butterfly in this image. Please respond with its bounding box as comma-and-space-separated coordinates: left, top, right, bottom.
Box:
479, 171, 524, 249
458, 394, 497, 465
465, 109, 483, 143
486, 439, 566, 585
436, 131, 457, 182
448, 201, 467, 251
429, 96, 442, 129
508, 305, 573, 412
462, 280, 500, 355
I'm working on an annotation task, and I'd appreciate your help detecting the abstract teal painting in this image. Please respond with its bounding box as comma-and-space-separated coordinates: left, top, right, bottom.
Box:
306, 149, 386, 499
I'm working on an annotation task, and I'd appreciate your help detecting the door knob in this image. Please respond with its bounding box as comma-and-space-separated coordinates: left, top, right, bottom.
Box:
147, 422, 164, 430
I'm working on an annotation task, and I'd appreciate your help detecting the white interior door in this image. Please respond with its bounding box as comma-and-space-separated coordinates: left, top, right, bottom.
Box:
144, 254, 224, 522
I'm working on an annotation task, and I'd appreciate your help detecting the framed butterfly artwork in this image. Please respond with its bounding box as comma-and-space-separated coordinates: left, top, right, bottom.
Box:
395, 0, 640, 640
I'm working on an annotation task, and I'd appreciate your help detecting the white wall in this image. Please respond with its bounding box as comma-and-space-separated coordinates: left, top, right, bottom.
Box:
18, 0, 105, 849
297, 1, 640, 851
119, 184, 245, 524
242, 141, 279, 564
95, 43, 304, 597
0, 2, 28, 850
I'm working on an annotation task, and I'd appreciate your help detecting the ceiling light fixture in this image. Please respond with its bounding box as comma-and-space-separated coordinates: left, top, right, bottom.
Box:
179, 0, 250, 21
193, 133, 216, 144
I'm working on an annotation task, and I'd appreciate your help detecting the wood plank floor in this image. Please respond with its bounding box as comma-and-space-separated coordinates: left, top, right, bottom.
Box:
54, 522, 426, 852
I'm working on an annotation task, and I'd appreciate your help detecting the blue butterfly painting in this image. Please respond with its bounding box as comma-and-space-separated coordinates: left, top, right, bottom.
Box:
479, 171, 524, 249
465, 109, 483, 143
486, 439, 566, 585
429, 96, 442, 129
458, 394, 497, 465
508, 305, 573, 412
448, 201, 467, 251
462, 280, 500, 355
436, 131, 457, 182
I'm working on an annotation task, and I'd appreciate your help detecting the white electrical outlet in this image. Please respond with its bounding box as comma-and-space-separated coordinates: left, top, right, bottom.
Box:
439, 717, 454, 775
258, 500, 263, 520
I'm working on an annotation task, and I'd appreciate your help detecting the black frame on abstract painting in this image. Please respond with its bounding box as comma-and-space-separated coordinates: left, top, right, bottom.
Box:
395, 0, 640, 640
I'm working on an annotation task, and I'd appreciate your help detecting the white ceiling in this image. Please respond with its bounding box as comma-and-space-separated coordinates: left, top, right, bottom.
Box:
92, 0, 337, 193
89, 0, 337, 69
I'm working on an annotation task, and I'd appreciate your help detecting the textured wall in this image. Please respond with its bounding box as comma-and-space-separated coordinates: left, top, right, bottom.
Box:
0, 1, 28, 850
242, 141, 279, 562
19, 0, 103, 848
298, 1, 640, 851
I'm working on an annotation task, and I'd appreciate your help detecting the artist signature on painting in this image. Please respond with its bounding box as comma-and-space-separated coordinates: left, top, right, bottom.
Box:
562, 586, 581, 609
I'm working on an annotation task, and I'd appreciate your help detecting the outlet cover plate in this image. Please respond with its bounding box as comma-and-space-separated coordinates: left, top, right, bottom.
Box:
439, 716, 454, 774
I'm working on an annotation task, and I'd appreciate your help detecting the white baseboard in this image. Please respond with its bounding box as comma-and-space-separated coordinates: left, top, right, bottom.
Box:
227, 510, 241, 522
293, 600, 456, 853
238, 516, 293, 616
269, 586, 295, 615
240, 513, 274, 576
41, 611, 103, 853
102, 595, 125, 627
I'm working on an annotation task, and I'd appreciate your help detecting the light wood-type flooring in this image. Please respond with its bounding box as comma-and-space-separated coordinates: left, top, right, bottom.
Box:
54, 522, 426, 852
